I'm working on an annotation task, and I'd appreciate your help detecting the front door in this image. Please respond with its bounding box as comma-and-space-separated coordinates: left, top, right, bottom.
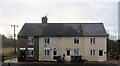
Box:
66, 50, 71, 61
20, 50, 26, 61
52, 50, 57, 60
98, 50, 103, 61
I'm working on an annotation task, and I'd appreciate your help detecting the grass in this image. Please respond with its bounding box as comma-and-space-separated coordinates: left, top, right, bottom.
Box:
3, 53, 17, 60
2, 47, 17, 60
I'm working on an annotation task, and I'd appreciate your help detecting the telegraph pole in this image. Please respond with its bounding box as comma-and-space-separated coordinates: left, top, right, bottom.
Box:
11, 25, 18, 53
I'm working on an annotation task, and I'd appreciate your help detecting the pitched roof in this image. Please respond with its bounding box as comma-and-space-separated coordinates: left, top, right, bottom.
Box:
18, 23, 108, 37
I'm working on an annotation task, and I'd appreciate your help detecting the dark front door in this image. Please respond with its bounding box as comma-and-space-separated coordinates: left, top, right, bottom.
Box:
98, 50, 103, 61
20, 50, 26, 61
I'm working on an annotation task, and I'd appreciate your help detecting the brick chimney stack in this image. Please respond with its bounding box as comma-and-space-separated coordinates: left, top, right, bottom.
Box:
42, 16, 47, 24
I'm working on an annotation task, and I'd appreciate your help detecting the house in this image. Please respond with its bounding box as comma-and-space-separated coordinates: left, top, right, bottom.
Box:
17, 16, 108, 62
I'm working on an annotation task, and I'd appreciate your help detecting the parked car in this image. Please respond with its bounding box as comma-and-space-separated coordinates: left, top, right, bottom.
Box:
71, 55, 88, 63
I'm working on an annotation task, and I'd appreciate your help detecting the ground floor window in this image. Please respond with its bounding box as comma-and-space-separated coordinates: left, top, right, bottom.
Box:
74, 49, 79, 56
90, 50, 95, 56
45, 50, 49, 56
28, 48, 34, 57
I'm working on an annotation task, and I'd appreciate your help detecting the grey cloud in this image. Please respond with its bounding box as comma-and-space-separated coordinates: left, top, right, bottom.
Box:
0, 2, 118, 37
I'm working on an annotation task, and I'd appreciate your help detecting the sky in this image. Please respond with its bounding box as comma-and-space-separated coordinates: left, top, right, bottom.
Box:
0, 0, 119, 39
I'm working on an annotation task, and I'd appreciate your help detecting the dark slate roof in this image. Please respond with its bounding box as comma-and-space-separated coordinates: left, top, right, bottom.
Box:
18, 23, 108, 37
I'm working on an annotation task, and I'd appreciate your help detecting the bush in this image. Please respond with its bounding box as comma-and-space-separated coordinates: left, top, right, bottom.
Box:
56, 56, 64, 63
71, 55, 85, 63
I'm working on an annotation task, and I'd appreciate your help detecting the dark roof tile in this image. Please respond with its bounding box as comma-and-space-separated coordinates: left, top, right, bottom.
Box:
18, 23, 107, 37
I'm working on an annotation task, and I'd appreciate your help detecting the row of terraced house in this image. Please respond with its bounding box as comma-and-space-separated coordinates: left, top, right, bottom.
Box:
17, 16, 108, 62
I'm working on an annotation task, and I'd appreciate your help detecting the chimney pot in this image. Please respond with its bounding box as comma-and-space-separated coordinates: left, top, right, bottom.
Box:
42, 16, 47, 24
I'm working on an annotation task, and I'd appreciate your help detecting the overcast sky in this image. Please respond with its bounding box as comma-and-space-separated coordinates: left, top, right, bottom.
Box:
0, 0, 119, 39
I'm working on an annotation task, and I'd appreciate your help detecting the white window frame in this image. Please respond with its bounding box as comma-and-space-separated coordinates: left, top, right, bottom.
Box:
28, 37, 34, 45
52, 50, 58, 60
45, 37, 50, 44
73, 37, 79, 44
44, 48, 50, 56
28, 48, 34, 57
20, 48, 26, 50
90, 37, 96, 44
45, 50, 50, 56
74, 49, 79, 56
90, 50, 95, 56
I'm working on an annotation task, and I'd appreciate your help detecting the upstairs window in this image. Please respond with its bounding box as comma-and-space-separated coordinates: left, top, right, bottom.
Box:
74, 37, 79, 44
45, 37, 50, 44
28, 37, 34, 45
90, 37, 96, 44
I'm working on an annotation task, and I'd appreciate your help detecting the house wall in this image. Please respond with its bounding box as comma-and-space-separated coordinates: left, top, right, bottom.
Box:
39, 37, 61, 61
60, 37, 84, 56
84, 37, 107, 61
39, 37, 107, 61
39, 37, 84, 61
17, 36, 39, 61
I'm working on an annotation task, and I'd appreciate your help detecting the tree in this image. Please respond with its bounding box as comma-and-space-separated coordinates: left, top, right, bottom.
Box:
107, 38, 118, 59
2, 35, 14, 48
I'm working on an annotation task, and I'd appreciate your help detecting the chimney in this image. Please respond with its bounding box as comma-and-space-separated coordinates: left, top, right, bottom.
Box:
42, 16, 47, 24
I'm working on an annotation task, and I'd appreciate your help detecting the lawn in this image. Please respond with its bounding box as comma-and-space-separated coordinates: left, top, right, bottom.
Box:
2, 47, 17, 61
3, 53, 17, 60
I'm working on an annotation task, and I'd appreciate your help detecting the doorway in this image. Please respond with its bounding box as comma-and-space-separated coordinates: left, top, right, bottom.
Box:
52, 50, 57, 60
98, 50, 103, 61
20, 50, 26, 61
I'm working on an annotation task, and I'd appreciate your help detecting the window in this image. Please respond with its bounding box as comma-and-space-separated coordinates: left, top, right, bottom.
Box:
66, 50, 70, 56
74, 49, 79, 56
74, 37, 79, 44
45, 37, 50, 44
53, 51, 57, 55
99, 50, 103, 56
28, 37, 34, 45
90, 50, 95, 56
45, 50, 49, 56
28, 48, 34, 57
90, 37, 96, 44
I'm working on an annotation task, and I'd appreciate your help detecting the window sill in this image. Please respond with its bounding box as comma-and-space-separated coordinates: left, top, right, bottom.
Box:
45, 43, 50, 44
45, 55, 49, 56
28, 56, 34, 58
90, 55, 96, 57
74, 43, 78, 45
90, 43, 96, 45
28, 43, 34, 45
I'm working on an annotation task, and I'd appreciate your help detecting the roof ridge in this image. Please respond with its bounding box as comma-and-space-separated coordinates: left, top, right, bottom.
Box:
24, 23, 103, 24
